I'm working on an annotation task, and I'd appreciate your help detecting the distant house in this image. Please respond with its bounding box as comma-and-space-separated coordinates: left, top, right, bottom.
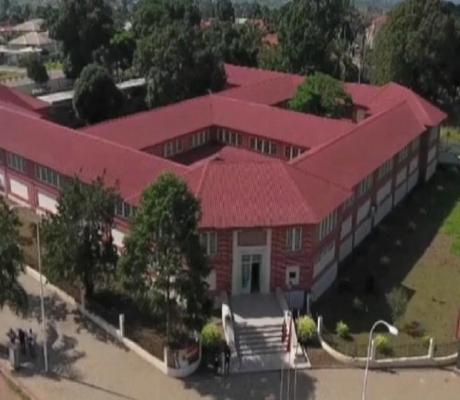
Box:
12, 19, 45, 34
8, 31, 57, 53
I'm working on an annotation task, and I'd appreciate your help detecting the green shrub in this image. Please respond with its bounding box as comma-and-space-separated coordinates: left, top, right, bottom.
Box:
201, 323, 223, 350
336, 321, 350, 339
403, 320, 425, 338
374, 334, 392, 355
386, 287, 409, 322
296, 316, 317, 344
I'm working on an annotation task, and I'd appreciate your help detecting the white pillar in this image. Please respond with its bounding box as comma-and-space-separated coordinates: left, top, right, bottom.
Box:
119, 314, 125, 338
370, 339, 377, 361
428, 338, 435, 359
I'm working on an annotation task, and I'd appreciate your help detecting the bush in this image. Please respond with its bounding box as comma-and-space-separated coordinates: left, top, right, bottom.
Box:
336, 321, 350, 339
403, 320, 425, 338
201, 323, 223, 351
422, 335, 432, 348
296, 316, 317, 344
374, 334, 392, 355
386, 287, 409, 322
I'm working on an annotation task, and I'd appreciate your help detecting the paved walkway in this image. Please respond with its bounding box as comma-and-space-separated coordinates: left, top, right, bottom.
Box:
1, 274, 459, 399
0, 373, 23, 400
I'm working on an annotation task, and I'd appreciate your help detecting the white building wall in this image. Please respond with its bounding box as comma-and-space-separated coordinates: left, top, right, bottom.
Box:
408, 170, 419, 192
409, 157, 419, 174
425, 160, 437, 181
356, 199, 371, 226
427, 146, 437, 164
311, 262, 338, 301
354, 217, 372, 247
37, 192, 58, 214
394, 182, 408, 205
340, 216, 352, 240
339, 235, 353, 261
9, 178, 28, 200
0, 169, 5, 192
111, 228, 126, 248
374, 195, 393, 226
395, 168, 407, 187
376, 180, 392, 205
313, 243, 336, 278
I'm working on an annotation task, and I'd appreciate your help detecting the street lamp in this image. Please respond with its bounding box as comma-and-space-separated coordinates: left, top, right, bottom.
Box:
361, 320, 398, 400
10, 205, 48, 373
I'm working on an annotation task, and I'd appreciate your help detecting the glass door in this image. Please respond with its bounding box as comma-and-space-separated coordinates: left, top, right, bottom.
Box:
241, 255, 252, 294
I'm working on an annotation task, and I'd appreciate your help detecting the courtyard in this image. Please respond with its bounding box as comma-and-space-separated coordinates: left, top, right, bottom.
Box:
315, 167, 460, 356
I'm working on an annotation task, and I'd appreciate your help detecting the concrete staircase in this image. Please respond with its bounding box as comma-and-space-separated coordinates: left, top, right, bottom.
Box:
236, 323, 286, 358
230, 294, 291, 372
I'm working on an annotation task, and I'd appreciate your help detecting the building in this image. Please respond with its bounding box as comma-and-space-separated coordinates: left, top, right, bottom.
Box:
0, 64, 446, 305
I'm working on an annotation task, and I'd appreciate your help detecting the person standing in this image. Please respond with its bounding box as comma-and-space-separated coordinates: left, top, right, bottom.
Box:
18, 329, 26, 355
223, 344, 231, 376
27, 329, 36, 359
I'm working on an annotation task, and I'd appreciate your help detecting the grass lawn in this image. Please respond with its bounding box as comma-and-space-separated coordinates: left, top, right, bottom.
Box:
314, 167, 460, 357
0, 70, 25, 82
441, 126, 460, 144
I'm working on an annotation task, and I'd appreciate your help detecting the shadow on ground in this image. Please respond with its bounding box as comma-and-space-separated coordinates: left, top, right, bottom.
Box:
182, 369, 317, 400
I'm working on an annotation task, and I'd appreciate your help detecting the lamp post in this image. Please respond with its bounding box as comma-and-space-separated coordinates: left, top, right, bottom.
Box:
10, 205, 48, 373
361, 320, 398, 400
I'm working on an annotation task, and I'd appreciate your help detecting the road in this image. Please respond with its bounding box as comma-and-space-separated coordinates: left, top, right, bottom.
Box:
0, 374, 23, 400
0, 273, 459, 400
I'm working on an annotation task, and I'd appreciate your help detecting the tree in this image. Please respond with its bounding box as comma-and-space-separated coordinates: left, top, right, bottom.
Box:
133, 0, 201, 37
288, 73, 352, 118
215, 0, 235, 22
258, 44, 286, 72
204, 22, 263, 67
119, 173, 211, 343
41, 177, 118, 302
136, 23, 226, 109
0, 198, 28, 315
73, 64, 124, 124
50, 0, 114, 78
278, 0, 357, 76
25, 54, 49, 85
370, 0, 460, 102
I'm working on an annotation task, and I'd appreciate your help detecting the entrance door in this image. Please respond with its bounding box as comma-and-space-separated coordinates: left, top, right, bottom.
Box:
240, 254, 262, 294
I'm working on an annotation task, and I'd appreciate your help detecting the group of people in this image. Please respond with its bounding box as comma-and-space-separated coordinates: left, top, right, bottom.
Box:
7, 327, 37, 359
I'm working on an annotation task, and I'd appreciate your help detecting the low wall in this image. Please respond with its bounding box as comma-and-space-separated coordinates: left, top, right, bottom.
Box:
222, 292, 237, 354
317, 316, 458, 369
24, 266, 200, 377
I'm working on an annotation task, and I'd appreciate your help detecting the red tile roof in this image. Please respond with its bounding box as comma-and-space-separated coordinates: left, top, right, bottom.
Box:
0, 106, 185, 201
83, 96, 214, 150
186, 158, 350, 228
210, 96, 355, 149
0, 65, 447, 229
293, 101, 427, 189
0, 84, 48, 116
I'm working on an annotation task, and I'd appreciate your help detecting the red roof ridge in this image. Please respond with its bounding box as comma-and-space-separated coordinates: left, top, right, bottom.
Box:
292, 99, 414, 166
83, 95, 213, 133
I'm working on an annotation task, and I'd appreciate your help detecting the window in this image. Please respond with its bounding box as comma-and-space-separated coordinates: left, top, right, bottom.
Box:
285, 146, 303, 160
357, 175, 373, 197
398, 145, 409, 162
251, 137, 277, 156
377, 159, 393, 180
115, 199, 134, 219
191, 130, 209, 148
7, 153, 27, 173
318, 210, 338, 241
36, 165, 61, 188
217, 128, 242, 147
286, 227, 302, 251
163, 139, 183, 157
200, 231, 217, 256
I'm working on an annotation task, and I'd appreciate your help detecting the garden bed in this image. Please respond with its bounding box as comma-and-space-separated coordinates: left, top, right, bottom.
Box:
314, 168, 460, 356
